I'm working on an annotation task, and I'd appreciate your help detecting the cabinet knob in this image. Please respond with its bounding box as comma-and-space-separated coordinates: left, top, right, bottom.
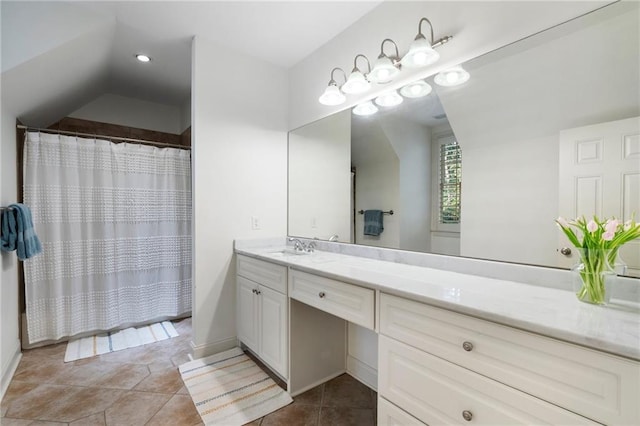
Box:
462, 341, 474, 352
462, 410, 473, 421
560, 247, 572, 256
319, 292, 326, 298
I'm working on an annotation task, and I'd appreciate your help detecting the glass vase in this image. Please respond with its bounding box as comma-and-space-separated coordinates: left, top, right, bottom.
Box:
571, 248, 617, 305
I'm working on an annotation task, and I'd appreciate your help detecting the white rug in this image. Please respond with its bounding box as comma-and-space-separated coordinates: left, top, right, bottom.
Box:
64, 321, 179, 362
179, 347, 292, 425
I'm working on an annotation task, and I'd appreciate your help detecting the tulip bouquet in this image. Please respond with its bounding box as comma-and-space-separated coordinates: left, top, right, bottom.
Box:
556, 215, 640, 304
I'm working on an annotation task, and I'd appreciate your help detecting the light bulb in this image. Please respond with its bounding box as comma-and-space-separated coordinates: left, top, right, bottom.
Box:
369, 56, 400, 84
136, 54, 151, 63
375, 90, 403, 107
353, 101, 378, 116
400, 80, 432, 98
434, 66, 470, 87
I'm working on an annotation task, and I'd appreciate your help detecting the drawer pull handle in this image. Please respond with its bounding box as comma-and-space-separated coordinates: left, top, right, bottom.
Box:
255, 290, 261, 295
462, 410, 473, 421
319, 292, 326, 298
462, 341, 474, 352
252, 289, 257, 294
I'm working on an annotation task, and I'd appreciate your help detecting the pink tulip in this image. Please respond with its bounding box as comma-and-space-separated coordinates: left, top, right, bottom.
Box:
586, 220, 598, 233
602, 231, 615, 241
556, 217, 569, 227
605, 219, 619, 234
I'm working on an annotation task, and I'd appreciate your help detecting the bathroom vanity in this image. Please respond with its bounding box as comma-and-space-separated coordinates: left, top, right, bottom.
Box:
235, 239, 640, 425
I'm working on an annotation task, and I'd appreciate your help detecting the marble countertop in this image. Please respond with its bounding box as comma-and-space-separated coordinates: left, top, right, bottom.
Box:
235, 245, 640, 361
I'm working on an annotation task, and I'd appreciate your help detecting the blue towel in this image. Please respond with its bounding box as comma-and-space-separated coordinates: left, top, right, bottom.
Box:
1, 208, 17, 252
0, 204, 42, 260
363, 210, 384, 236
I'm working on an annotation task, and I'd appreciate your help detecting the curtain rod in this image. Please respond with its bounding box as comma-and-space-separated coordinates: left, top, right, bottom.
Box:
16, 125, 190, 151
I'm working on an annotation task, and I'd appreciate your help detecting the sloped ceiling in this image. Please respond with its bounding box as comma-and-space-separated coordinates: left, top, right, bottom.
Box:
1, 1, 382, 127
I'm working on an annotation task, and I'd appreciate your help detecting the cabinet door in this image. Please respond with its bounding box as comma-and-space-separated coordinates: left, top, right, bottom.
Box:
259, 285, 288, 379
237, 276, 259, 352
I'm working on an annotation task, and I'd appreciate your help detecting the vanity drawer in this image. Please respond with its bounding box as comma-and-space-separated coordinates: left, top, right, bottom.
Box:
236, 255, 287, 294
379, 293, 640, 425
289, 269, 374, 329
379, 335, 598, 425
378, 397, 425, 426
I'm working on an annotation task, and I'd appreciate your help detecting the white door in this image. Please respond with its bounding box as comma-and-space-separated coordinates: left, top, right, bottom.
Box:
558, 116, 640, 275
258, 285, 288, 379
237, 276, 259, 351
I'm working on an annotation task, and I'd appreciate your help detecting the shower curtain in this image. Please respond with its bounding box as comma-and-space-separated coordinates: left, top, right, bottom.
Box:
23, 132, 192, 343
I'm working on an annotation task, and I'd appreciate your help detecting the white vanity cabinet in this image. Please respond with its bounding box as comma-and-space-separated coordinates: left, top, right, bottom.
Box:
236, 255, 288, 379
378, 293, 640, 425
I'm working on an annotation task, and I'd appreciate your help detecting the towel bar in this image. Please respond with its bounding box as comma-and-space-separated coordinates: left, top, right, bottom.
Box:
358, 210, 394, 215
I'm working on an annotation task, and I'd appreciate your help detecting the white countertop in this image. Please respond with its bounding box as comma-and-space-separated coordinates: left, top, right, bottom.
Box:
235, 245, 640, 361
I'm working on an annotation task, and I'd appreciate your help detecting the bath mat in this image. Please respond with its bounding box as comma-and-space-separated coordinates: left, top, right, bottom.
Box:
64, 321, 179, 362
179, 347, 292, 425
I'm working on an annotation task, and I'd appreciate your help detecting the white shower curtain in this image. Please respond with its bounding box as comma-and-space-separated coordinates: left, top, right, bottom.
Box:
23, 132, 192, 343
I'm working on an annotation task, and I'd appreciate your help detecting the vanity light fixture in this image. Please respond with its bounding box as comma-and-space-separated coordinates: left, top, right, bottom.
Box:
375, 90, 403, 107
401, 18, 440, 68
135, 54, 151, 63
342, 54, 372, 94
369, 39, 401, 84
352, 101, 379, 116
400, 80, 432, 98
434, 65, 470, 87
318, 67, 347, 106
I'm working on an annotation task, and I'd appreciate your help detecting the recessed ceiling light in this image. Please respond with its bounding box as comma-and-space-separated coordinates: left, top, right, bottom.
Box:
136, 54, 151, 63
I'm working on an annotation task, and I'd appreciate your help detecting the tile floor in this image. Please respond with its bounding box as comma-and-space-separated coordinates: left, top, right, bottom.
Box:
1, 318, 377, 425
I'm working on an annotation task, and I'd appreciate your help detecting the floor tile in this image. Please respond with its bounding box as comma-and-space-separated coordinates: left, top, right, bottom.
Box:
104, 391, 171, 425
261, 402, 320, 426
293, 385, 323, 406
133, 367, 183, 394
11, 356, 65, 384
145, 394, 201, 426
90, 363, 150, 389
318, 406, 375, 426
322, 374, 374, 408
68, 412, 106, 425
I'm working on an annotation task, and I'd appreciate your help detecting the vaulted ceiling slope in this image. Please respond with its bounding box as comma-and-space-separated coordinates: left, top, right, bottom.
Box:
1, 1, 381, 128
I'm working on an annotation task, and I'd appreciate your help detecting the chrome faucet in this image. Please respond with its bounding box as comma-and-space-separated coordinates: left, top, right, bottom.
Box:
329, 234, 339, 242
288, 237, 315, 253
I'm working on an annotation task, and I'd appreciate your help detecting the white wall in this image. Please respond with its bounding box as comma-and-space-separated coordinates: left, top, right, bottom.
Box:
0, 98, 21, 398
289, 111, 351, 242
379, 117, 432, 252
191, 36, 288, 357
69, 93, 183, 134
439, 5, 639, 266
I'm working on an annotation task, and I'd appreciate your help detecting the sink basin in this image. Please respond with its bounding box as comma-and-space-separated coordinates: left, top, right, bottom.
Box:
268, 248, 311, 256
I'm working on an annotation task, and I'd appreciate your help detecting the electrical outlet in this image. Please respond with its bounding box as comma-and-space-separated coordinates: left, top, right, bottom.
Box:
251, 216, 260, 230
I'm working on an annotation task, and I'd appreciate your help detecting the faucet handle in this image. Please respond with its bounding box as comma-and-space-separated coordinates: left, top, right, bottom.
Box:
306, 242, 316, 253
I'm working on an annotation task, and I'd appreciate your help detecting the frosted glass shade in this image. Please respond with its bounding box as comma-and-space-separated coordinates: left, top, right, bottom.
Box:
401, 38, 439, 68
375, 90, 403, 107
318, 84, 346, 106
352, 101, 378, 116
342, 70, 371, 94
369, 56, 400, 84
400, 80, 432, 98
434, 66, 470, 87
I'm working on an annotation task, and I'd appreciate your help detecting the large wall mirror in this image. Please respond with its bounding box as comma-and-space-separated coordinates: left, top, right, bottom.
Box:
288, 2, 640, 276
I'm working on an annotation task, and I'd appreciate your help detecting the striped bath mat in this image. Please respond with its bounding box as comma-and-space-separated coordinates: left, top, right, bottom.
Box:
179, 347, 292, 425
64, 321, 179, 362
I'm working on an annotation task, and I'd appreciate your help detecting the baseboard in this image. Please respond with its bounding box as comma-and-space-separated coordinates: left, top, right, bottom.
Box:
289, 370, 346, 397
347, 355, 378, 391
1, 340, 22, 400
190, 336, 238, 360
